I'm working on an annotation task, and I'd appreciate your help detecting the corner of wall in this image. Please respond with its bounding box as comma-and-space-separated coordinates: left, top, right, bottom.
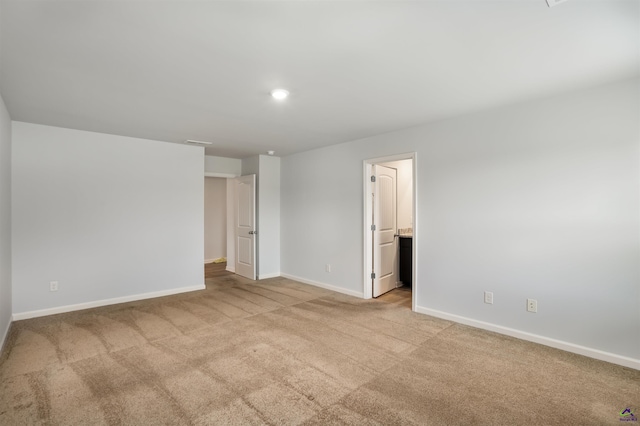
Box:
0, 92, 12, 354
241, 155, 260, 176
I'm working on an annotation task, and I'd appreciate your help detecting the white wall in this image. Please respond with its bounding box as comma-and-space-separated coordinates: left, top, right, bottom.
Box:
241, 155, 259, 176
12, 122, 205, 316
0, 93, 11, 347
281, 78, 640, 363
205, 155, 241, 177
257, 155, 280, 278
204, 177, 226, 262
380, 159, 413, 229
226, 178, 235, 272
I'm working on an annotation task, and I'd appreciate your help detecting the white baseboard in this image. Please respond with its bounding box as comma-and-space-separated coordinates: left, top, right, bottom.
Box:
226, 265, 235, 273
258, 272, 281, 280
281, 273, 364, 298
415, 306, 640, 371
12, 284, 206, 321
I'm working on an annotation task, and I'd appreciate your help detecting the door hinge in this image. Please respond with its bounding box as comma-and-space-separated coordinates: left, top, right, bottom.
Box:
371, 175, 376, 182
370, 224, 376, 231
371, 272, 376, 279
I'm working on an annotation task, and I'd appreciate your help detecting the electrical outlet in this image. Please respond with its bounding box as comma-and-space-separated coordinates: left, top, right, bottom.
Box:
484, 291, 493, 304
50, 281, 59, 292
325, 264, 331, 273
527, 298, 537, 313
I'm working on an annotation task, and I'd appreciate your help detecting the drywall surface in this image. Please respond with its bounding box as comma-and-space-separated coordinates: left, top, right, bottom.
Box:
226, 178, 235, 272
0, 94, 11, 346
204, 177, 226, 262
12, 122, 204, 314
281, 77, 640, 360
257, 155, 280, 278
241, 156, 259, 176
205, 155, 241, 176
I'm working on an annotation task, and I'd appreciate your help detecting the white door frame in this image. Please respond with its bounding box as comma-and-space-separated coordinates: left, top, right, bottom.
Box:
363, 152, 417, 311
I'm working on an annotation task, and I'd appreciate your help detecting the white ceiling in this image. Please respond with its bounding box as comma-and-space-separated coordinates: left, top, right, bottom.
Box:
1, 0, 638, 158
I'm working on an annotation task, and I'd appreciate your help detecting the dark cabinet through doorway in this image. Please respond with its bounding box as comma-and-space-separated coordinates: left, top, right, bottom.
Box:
399, 236, 412, 288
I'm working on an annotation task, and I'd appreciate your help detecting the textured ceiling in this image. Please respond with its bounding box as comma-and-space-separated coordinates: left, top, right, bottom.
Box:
1, 0, 638, 158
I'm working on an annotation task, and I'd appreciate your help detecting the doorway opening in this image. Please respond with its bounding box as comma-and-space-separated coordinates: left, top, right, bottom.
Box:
204, 176, 228, 264
204, 173, 257, 281
363, 153, 417, 311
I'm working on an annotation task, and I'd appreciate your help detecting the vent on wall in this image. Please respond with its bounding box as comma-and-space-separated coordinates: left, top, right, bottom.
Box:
546, 0, 569, 7
184, 139, 213, 146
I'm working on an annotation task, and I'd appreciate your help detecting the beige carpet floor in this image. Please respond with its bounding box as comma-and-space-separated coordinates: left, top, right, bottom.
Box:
1, 271, 638, 425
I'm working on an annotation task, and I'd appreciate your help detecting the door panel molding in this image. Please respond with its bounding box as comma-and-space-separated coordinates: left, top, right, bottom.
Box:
373, 164, 397, 297
234, 174, 256, 280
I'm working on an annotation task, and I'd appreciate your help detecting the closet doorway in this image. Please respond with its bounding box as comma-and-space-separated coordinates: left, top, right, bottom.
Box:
363, 153, 417, 311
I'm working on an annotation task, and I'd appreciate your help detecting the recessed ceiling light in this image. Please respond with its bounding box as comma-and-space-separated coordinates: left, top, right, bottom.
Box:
270, 89, 289, 100
267, 150, 275, 156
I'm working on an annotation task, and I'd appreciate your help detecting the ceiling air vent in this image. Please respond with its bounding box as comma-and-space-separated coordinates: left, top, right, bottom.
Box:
546, 0, 569, 7
184, 139, 213, 146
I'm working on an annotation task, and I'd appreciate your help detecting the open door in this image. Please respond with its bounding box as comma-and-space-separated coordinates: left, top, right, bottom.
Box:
372, 165, 398, 297
234, 174, 256, 280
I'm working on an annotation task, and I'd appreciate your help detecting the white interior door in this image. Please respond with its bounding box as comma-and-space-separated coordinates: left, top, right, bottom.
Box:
234, 174, 256, 280
372, 165, 398, 297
